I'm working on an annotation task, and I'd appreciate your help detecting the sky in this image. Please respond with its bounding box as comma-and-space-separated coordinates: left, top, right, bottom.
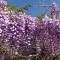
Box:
7, 0, 60, 17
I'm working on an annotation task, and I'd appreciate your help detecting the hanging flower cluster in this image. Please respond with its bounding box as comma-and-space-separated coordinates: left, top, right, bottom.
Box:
0, 10, 37, 56
36, 15, 60, 57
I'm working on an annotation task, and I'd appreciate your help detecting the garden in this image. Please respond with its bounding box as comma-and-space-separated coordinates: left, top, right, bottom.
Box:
0, 0, 60, 60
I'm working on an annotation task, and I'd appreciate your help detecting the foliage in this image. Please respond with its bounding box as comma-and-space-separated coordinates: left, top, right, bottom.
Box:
7, 4, 32, 13
37, 13, 45, 20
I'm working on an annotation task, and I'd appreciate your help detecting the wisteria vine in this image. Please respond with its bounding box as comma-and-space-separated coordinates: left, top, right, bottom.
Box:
0, 0, 60, 60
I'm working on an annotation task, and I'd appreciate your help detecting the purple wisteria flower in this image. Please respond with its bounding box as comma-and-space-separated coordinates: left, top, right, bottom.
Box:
0, 9, 37, 56
35, 15, 60, 57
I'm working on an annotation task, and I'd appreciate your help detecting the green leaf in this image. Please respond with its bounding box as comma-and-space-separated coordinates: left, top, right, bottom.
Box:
37, 13, 45, 20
